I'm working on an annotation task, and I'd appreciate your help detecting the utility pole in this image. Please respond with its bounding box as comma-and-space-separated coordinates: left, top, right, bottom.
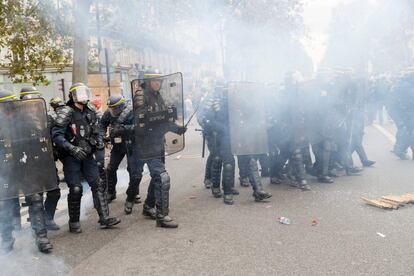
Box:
96, 0, 102, 73
105, 48, 111, 96
72, 0, 91, 84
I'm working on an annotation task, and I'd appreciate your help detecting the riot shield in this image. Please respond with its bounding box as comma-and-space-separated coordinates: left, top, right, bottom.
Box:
0, 99, 58, 200
130, 72, 184, 160
227, 82, 269, 155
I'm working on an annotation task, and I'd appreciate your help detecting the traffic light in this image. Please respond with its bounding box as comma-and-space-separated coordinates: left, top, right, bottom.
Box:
57, 78, 66, 101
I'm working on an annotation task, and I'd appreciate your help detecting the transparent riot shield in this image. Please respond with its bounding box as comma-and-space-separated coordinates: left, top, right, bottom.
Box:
130, 72, 185, 160
227, 82, 269, 155
0, 99, 58, 200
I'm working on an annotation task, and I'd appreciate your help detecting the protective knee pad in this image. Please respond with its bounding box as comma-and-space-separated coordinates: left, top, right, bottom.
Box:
69, 186, 83, 201
158, 172, 170, 215
213, 155, 222, 164
26, 193, 43, 205
223, 163, 233, 172
160, 172, 171, 192
293, 149, 303, 160
248, 158, 259, 172
222, 162, 235, 192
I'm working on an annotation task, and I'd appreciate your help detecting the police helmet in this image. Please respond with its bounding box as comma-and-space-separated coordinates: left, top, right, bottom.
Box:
20, 86, 41, 100
107, 94, 126, 117
69, 83, 91, 105
0, 90, 17, 102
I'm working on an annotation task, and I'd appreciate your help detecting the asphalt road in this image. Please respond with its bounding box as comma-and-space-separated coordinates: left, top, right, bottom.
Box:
2, 122, 414, 276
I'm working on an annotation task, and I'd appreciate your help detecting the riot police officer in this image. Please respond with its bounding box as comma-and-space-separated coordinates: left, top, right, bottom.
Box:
203, 80, 237, 205
122, 70, 186, 227
52, 83, 120, 233
388, 71, 414, 160
0, 89, 54, 253
50, 97, 65, 112
100, 95, 141, 204
112, 102, 147, 216
197, 89, 214, 189
20, 87, 62, 230
268, 73, 311, 190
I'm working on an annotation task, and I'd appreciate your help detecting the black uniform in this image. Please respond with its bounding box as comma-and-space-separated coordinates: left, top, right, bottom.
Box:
99, 106, 142, 202
203, 85, 236, 204
388, 73, 414, 159
52, 99, 120, 232
127, 82, 184, 227
108, 103, 145, 214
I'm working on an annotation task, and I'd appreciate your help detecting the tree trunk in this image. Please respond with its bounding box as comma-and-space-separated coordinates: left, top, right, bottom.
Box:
72, 0, 91, 84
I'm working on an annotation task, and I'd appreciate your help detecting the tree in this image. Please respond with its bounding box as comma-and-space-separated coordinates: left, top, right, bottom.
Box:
0, 0, 72, 85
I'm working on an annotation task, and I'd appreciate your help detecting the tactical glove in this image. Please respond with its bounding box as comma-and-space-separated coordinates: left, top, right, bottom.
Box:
68, 144, 88, 160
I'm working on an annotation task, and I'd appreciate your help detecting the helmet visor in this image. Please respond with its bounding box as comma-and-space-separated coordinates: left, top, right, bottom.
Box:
21, 93, 41, 100
72, 86, 91, 104
109, 105, 123, 117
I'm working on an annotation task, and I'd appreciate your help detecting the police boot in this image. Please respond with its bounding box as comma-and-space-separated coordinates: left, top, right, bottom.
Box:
362, 160, 376, 167
45, 219, 60, 231
93, 188, 121, 229
248, 158, 272, 201
346, 166, 363, 176
211, 187, 222, 198
142, 204, 156, 220
68, 186, 82, 233
204, 179, 213, 189
36, 235, 53, 253
239, 177, 250, 187
223, 194, 234, 205
155, 172, 178, 228
124, 176, 142, 214
44, 188, 61, 231
328, 169, 339, 178
318, 175, 334, 183
124, 200, 134, 215
28, 194, 53, 253
156, 213, 178, 228
253, 190, 272, 202
292, 179, 311, 191
270, 176, 282, 185
135, 194, 142, 204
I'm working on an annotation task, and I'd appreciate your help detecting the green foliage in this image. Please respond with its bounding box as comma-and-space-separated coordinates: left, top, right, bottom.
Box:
0, 0, 72, 85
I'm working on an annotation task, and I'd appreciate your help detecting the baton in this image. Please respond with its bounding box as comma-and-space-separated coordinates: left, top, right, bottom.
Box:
184, 104, 202, 128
